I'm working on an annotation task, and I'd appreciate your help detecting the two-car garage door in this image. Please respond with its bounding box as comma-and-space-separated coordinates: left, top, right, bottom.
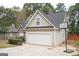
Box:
25, 31, 53, 46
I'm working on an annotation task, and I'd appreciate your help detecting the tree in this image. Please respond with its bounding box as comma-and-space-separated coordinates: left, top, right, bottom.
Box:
15, 9, 26, 27
55, 3, 66, 12
0, 6, 17, 32
68, 15, 76, 34
0, 27, 8, 33
74, 3, 79, 12
12, 6, 20, 11
68, 5, 75, 15
75, 12, 79, 34
23, 3, 55, 18
68, 3, 79, 34
11, 6, 26, 27
41, 3, 55, 14
68, 3, 79, 15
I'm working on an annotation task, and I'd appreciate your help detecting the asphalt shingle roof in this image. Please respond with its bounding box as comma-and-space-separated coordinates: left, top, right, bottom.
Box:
20, 11, 66, 28
43, 12, 66, 28
21, 14, 33, 28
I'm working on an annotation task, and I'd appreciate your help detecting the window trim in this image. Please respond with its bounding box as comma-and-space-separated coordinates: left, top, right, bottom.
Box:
36, 17, 40, 25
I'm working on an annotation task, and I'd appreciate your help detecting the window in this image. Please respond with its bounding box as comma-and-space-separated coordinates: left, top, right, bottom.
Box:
36, 18, 40, 25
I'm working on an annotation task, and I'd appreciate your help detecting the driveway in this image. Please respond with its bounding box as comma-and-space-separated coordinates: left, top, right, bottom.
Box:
0, 44, 77, 56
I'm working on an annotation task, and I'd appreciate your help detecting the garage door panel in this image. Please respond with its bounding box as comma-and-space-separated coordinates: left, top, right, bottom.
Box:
26, 32, 52, 46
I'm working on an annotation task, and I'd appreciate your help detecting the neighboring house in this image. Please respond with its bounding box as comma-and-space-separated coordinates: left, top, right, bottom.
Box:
7, 24, 17, 38
18, 10, 67, 46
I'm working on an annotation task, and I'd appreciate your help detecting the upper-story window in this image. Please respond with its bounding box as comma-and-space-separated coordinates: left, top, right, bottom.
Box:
36, 18, 40, 25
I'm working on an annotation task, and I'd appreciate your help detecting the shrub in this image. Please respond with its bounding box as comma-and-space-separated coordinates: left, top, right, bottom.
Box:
8, 38, 23, 45
17, 36, 25, 43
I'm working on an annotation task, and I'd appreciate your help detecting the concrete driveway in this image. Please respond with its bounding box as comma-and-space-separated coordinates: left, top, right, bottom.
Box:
0, 44, 76, 56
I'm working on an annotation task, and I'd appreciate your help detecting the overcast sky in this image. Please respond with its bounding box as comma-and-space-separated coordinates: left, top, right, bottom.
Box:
0, 0, 77, 10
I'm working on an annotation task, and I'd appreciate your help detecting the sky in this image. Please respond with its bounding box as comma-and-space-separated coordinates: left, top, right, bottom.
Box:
0, 0, 77, 10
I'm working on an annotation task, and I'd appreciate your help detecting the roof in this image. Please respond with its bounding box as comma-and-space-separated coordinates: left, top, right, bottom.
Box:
43, 12, 66, 28
20, 14, 33, 28
20, 11, 66, 28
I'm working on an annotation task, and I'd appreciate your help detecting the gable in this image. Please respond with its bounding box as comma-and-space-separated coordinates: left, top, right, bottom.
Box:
27, 12, 52, 27
23, 10, 65, 29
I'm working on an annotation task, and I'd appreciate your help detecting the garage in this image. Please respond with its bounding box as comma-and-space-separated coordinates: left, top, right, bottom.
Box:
25, 31, 53, 46
22, 10, 65, 46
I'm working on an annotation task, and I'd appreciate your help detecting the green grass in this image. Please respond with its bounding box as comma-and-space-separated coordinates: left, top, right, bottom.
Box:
0, 43, 14, 48
71, 40, 79, 47
68, 40, 79, 47
69, 40, 79, 56
0, 40, 15, 48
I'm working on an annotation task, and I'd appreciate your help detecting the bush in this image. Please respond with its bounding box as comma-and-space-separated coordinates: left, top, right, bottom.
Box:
18, 36, 25, 43
8, 38, 23, 45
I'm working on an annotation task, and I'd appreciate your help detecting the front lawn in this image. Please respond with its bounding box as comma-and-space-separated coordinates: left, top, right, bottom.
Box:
68, 40, 79, 46
68, 40, 79, 56
0, 40, 15, 48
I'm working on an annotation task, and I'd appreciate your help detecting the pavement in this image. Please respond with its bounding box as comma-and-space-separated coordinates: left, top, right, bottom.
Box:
0, 44, 77, 56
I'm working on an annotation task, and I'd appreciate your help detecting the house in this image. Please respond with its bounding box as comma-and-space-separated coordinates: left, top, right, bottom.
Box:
18, 10, 67, 46
7, 24, 17, 38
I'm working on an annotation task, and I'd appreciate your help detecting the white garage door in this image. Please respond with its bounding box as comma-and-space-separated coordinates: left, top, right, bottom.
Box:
25, 31, 53, 46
